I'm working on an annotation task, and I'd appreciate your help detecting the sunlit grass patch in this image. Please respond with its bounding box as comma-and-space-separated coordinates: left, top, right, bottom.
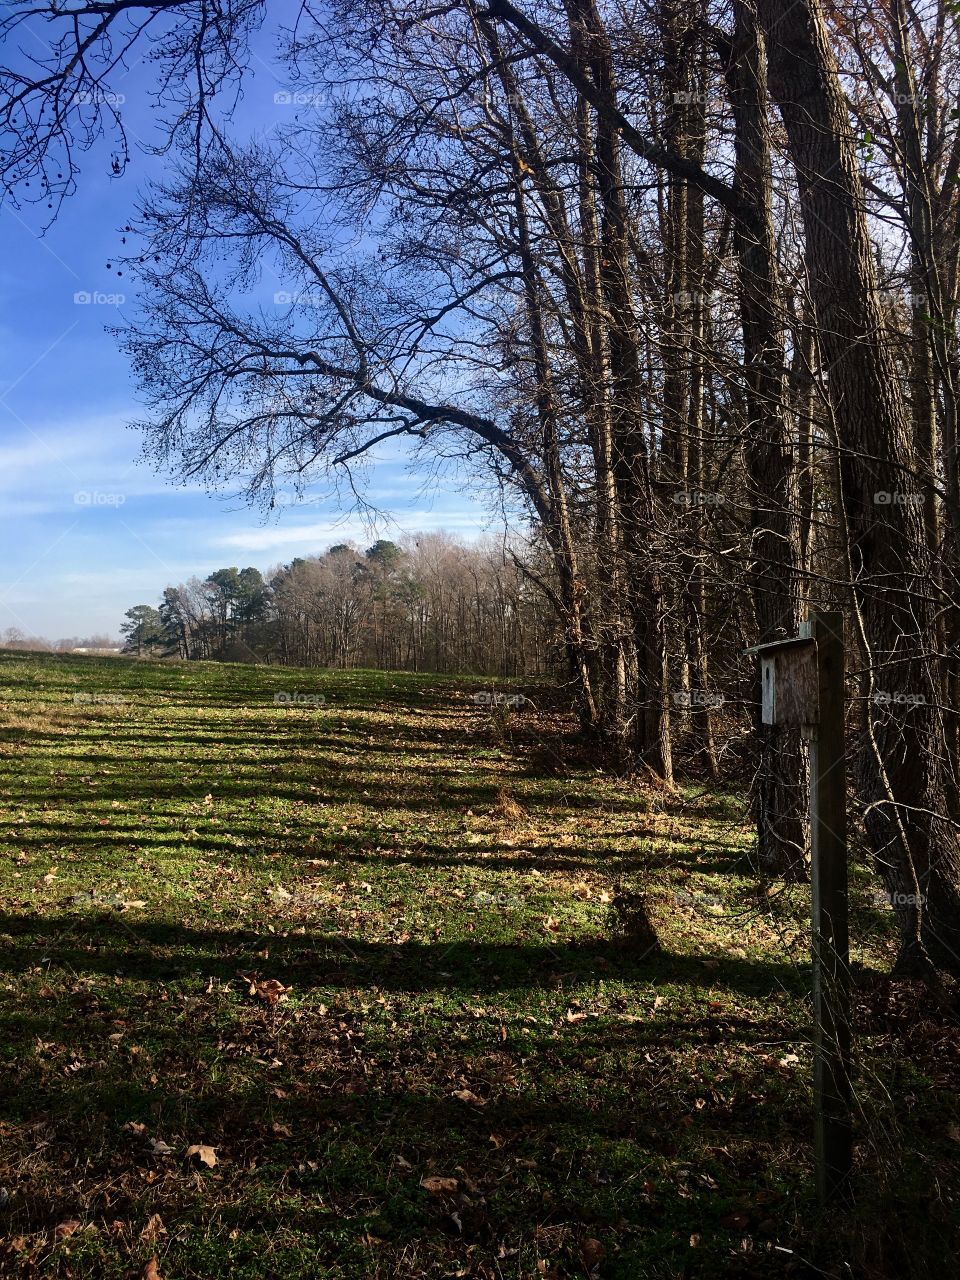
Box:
0, 651, 955, 1278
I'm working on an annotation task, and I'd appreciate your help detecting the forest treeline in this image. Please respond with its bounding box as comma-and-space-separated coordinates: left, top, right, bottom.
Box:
4, 0, 960, 973
121, 534, 552, 676
0, 629, 118, 654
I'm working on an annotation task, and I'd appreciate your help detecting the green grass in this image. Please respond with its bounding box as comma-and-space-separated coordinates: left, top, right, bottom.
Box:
0, 651, 956, 1278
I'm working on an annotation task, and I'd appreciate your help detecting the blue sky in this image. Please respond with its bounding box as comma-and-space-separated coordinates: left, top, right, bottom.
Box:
0, 7, 494, 641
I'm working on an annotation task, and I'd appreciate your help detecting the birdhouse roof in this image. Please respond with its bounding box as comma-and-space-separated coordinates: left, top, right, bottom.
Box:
743, 636, 816, 658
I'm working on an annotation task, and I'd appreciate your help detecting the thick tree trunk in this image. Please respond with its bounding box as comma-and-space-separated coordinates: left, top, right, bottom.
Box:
758, 0, 960, 971
728, 0, 808, 878
885, 0, 960, 822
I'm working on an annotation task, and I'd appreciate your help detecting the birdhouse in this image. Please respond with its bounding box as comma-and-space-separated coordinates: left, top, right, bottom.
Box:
745, 636, 819, 732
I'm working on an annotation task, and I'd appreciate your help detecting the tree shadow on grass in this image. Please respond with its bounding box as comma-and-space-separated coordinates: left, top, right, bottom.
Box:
0, 912, 809, 996
0, 1046, 816, 1277
0, 927, 862, 1280
0, 827, 743, 877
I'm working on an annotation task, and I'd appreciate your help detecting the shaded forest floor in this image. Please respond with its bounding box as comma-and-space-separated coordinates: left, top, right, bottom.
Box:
0, 652, 956, 1278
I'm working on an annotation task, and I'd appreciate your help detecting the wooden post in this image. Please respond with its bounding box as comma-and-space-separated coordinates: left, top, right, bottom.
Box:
746, 613, 852, 1200
800, 610, 852, 1201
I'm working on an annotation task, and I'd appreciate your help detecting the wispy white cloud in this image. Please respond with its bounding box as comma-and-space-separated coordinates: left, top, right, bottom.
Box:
0, 404, 500, 637
214, 509, 490, 553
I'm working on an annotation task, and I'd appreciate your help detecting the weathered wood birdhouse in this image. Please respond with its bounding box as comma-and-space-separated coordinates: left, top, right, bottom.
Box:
745, 635, 819, 734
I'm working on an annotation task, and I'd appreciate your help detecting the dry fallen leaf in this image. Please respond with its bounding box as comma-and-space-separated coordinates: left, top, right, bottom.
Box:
185, 1143, 217, 1168
580, 1237, 606, 1270
257, 978, 288, 1002
140, 1213, 166, 1242
450, 1088, 485, 1105
142, 1258, 162, 1280
420, 1175, 459, 1195
238, 972, 290, 1005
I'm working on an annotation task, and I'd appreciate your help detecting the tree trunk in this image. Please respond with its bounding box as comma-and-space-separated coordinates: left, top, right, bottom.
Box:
728, 0, 808, 878
757, 0, 960, 972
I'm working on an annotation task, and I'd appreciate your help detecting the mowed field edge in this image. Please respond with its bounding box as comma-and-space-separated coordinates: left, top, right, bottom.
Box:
0, 651, 954, 1278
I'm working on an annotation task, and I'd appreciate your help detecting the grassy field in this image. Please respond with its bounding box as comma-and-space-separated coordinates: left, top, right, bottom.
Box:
0, 651, 956, 1278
